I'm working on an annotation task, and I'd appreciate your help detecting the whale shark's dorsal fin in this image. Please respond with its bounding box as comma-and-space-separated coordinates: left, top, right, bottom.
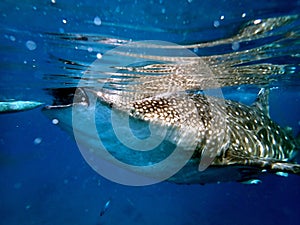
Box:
252, 88, 270, 117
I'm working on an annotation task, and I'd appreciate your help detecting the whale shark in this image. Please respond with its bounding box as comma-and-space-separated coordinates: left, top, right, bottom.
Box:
42, 86, 300, 185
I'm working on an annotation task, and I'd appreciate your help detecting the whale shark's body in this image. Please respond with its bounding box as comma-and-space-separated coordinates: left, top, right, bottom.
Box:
42, 87, 300, 184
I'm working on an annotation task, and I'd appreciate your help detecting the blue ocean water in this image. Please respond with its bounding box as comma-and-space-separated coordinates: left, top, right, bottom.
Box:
1, 1, 300, 225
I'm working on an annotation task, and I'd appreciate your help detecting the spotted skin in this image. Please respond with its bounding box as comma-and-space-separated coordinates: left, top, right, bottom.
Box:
94, 88, 300, 177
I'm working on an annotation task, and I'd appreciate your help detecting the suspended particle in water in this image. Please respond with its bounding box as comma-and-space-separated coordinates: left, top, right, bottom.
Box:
52, 118, 59, 125
87, 47, 93, 52
62, 19, 67, 24
51, 0, 56, 4
187, 0, 193, 3
220, 15, 225, 20
161, 8, 166, 14
213, 20, 220, 28
33, 137, 42, 145
242, 13, 246, 18
232, 41, 240, 51
25, 40, 37, 51
93, 16, 102, 26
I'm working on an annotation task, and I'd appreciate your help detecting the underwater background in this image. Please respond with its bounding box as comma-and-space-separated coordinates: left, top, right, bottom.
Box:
1, 0, 300, 224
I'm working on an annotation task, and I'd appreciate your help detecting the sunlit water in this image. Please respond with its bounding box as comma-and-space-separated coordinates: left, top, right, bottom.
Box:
1, 1, 300, 225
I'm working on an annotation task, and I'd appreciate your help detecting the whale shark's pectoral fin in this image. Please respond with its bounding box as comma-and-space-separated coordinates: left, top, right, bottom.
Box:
268, 161, 300, 174
225, 151, 300, 176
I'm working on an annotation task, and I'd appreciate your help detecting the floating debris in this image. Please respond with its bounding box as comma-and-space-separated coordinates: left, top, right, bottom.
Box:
100, 199, 111, 216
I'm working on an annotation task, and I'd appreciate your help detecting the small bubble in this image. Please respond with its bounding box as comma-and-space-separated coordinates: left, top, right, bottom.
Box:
96, 53, 102, 59
25, 40, 37, 51
232, 41, 240, 51
213, 20, 220, 28
220, 15, 225, 20
87, 47, 93, 52
62, 19, 67, 24
23, 60, 27, 64
33, 6, 37, 10
52, 118, 59, 125
93, 16, 101, 26
161, 8, 166, 14
51, 0, 56, 4
242, 13, 246, 18
33, 137, 42, 145
9, 35, 16, 41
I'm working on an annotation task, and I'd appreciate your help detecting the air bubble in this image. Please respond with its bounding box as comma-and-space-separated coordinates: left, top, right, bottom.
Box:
96, 53, 102, 59
33, 137, 42, 145
62, 19, 67, 24
213, 20, 220, 28
232, 42, 240, 51
52, 118, 59, 124
9, 35, 16, 41
93, 16, 102, 26
25, 40, 37, 51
